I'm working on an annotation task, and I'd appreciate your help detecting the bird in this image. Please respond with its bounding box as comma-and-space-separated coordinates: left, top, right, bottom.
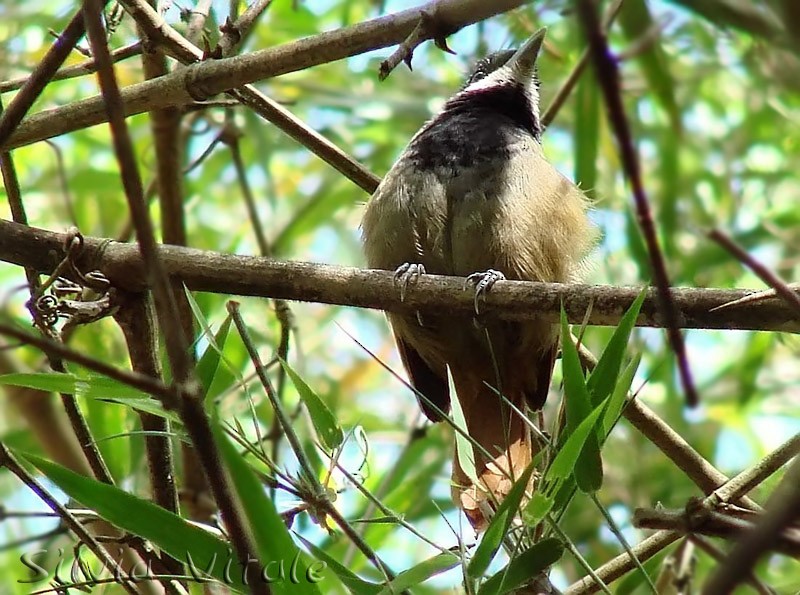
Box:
361, 28, 596, 530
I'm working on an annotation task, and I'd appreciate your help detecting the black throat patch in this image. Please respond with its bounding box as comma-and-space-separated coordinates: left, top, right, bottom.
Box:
406, 83, 540, 171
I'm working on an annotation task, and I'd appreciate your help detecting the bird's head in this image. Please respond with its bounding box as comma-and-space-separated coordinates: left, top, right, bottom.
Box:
444, 28, 547, 139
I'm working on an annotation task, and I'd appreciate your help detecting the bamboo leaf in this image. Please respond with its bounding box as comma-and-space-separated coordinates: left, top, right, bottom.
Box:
560, 307, 603, 492
21, 451, 251, 591
281, 358, 343, 451
214, 420, 322, 595
449, 366, 479, 487
477, 538, 564, 595
376, 551, 461, 595
468, 463, 535, 579
0, 372, 148, 399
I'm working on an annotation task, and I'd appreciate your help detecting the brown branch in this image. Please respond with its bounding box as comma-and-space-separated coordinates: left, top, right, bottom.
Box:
708, 228, 800, 316
185, 0, 213, 46
689, 535, 775, 595
82, 3, 266, 591
0, 42, 142, 94
565, 432, 798, 594
633, 506, 800, 557
378, 10, 454, 80
576, 0, 698, 407
3, 100, 115, 488
2, 220, 799, 333
0, 4, 108, 145
112, 293, 182, 578
4, 0, 529, 160
118, 0, 379, 193
136, 0, 210, 526
541, 0, 624, 129
216, 0, 274, 57
622, 398, 760, 510
567, 433, 799, 594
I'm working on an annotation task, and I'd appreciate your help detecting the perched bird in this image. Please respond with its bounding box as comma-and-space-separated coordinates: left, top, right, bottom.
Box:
361, 29, 596, 530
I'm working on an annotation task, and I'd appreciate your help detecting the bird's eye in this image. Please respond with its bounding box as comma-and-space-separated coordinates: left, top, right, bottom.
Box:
468, 67, 488, 85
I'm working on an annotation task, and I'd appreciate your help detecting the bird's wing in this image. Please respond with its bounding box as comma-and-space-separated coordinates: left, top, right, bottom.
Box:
393, 330, 450, 421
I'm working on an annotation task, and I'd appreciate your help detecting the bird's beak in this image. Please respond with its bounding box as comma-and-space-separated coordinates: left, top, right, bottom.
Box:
506, 27, 547, 82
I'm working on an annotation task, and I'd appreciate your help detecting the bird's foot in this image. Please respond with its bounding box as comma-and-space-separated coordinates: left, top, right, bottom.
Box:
394, 262, 426, 302
465, 269, 505, 314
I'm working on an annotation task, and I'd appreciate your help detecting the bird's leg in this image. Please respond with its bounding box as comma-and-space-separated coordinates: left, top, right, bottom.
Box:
465, 269, 506, 315
394, 263, 427, 326
393, 262, 426, 302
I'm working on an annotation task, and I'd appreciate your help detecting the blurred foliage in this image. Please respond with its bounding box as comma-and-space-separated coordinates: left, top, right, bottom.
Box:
0, 0, 799, 593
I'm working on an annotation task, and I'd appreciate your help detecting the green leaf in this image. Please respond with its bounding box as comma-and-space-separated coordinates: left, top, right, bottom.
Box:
213, 420, 321, 595
468, 464, 535, 579
376, 551, 461, 595
281, 359, 343, 451
603, 353, 641, 437
448, 366, 479, 487
521, 492, 554, 526
196, 314, 232, 400
477, 538, 564, 595
586, 289, 646, 408
559, 307, 603, 492
546, 399, 607, 484
0, 372, 149, 399
20, 451, 250, 591
295, 534, 381, 595
574, 72, 600, 199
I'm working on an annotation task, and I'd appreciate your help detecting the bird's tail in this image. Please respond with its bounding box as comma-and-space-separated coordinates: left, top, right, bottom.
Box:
450, 374, 535, 531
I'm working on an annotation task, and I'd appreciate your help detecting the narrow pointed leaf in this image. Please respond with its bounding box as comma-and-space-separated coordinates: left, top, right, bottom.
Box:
0, 372, 148, 399
546, 399, 606, 483
214, 420, 321, 595
376, 551, 461, 595
196, 314, 232, 398
295, 534, 381, 595
448, 366, 479, 486
521, 491, 554, 526
586, 289, 645, 408
478, 538, 564, 595
20, 451, 250, 591
603, 353, 641, 437
560, 308, 603, 492
468, 463, 535, 579
280, 358, 343, 451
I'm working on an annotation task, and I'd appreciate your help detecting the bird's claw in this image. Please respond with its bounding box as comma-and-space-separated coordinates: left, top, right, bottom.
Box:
394, 263, 426, 302
465, 269, 505, 314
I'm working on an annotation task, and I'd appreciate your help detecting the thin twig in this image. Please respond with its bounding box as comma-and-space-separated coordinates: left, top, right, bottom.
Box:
632, 506, 800, 556
82, 3, 265, 590
708, 228, 800, 316
228, 301, 399, 586
112, 292, 182, 578
2, 101, 115, 488
379, 10, 455, 80
689, 535, 775, 595
216, 0, 274, 57
541, 0, 624, 129
0, 42, 142, 94
578, 343, 760, 511
118, 0, 380, 193
0, 3, 110, 145
565, 431, 800, 594
5, 0, 528, 193
703, 454, 800, 594
576, 0, 699, 407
